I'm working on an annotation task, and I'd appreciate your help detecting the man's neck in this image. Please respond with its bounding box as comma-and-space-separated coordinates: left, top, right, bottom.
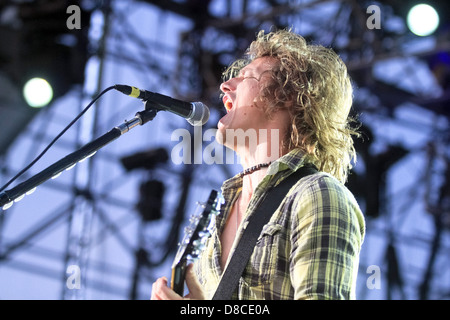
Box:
237, 139, 288, 202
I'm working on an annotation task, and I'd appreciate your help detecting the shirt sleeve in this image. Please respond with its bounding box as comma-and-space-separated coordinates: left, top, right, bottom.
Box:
289, 174, 365, 300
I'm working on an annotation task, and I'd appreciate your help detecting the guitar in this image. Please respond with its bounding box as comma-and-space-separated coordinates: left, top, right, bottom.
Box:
170, 190, 223, 296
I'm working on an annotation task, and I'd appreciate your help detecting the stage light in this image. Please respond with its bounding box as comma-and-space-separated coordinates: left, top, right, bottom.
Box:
136, 180, 165, 222
407, 4, 440, 36
23, 78, 54, 108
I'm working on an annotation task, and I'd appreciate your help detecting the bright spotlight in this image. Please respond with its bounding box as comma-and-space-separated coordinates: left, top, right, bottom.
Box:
23, 78, 54, 108
407, 4, 440, 36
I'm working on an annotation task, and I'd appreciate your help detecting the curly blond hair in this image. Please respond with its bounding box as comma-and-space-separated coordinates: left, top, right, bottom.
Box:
223, 29, 359, 183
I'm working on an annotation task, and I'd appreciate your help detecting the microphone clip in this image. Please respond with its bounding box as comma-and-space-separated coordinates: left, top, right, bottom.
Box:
137, 104, 159, 125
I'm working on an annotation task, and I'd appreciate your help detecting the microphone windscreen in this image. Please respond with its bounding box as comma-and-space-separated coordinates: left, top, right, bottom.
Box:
187, 102, 210, 126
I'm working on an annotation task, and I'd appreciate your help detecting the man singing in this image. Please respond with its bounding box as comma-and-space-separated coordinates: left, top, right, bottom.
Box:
151, 29, 365, 300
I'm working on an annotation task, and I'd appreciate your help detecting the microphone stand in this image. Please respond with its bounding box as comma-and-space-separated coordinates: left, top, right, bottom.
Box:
0, 107, 158, 210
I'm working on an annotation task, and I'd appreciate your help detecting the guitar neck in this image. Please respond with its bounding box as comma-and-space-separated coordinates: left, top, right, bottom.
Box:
171, 262, 187, 296
169, 190, 222, 297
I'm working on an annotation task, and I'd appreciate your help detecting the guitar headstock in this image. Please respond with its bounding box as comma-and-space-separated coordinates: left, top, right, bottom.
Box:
172, 190, 224, 269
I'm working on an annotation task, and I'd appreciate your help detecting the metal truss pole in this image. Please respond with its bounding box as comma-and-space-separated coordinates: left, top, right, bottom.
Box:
61, 0, 112, 300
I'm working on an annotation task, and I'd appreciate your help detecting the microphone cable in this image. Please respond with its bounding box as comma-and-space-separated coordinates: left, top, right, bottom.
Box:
0, 86, 115, 193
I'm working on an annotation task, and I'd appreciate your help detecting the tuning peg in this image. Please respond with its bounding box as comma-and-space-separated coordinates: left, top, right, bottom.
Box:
192, 239, 206, 251
196, 201, 206, 208
189, 214, 199, 224
198, 230, 211, 238
186, 253, 200, 262
184, 226, 193, 236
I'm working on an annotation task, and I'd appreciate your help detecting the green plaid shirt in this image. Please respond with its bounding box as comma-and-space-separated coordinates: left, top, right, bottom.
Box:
195, 149, 365, 300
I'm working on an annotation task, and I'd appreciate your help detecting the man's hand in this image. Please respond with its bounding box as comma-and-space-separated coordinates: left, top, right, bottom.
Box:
151, 264, 205, 300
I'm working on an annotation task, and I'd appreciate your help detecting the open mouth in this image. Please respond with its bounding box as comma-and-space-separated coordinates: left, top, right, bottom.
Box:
225, 101, 233, 112
223, 96, 233, 112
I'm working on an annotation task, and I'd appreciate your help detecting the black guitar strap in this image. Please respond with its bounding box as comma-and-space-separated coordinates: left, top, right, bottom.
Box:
212, 164, 318, 300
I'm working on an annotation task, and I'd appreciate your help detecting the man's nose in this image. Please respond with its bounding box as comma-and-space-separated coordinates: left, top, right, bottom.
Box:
220, 78, 234, 93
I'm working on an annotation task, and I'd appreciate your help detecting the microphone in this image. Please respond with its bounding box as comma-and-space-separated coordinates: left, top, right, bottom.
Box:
114, 85, 209, 126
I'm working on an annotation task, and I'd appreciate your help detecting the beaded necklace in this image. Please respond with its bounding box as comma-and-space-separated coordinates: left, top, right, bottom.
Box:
234, 161, 271, 231
238, 162, 271, 178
